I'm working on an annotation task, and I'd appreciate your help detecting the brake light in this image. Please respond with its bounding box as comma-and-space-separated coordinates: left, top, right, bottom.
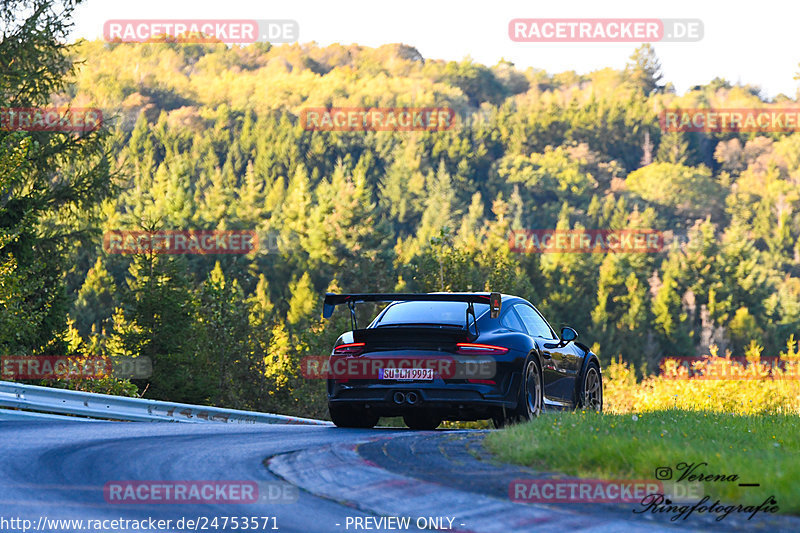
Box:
332, 342, 365, 356
467, 379, 497, 385
456, 343, 509, 355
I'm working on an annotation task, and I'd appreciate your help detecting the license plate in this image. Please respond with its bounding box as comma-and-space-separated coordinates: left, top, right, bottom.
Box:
379, 368, 434, 381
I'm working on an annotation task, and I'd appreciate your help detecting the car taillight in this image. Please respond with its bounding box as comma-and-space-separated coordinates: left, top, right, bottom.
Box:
456, 343, 508, 355
467, 379, 497, 385
332, 342, 365, 356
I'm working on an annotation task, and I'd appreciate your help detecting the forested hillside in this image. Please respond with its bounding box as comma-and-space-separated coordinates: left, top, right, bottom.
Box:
5, 34, 800, 417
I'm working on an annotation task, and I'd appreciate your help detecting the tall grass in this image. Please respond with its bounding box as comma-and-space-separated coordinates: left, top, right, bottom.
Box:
605, 338, 800, 415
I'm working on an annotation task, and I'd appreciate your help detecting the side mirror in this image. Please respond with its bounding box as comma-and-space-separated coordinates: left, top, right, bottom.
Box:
489, 292, 501, 319
560, 326, 578, 342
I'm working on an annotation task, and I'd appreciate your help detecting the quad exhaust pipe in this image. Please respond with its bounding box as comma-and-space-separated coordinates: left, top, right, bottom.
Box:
392, 391, 420, 405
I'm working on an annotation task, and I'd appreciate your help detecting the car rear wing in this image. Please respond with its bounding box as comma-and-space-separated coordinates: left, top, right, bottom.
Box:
322, 292, 501, 332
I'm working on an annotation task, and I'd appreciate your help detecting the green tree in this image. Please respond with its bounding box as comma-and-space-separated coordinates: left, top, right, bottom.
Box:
107, 252, 204, 402
71, 257, 116, 337
195, 262, 254, 408
625, 44, 663, 95
626, 162, 724, 219
286, 272, 317, 326
0, 0, 114, 354
657, 131, 692, 164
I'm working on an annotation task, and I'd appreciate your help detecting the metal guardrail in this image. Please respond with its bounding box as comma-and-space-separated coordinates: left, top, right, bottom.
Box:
0, 381, 331, 425
0, 408, 103, 422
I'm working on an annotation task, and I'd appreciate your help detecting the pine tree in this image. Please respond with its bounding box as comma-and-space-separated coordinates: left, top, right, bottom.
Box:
416, 161, 460, 247
656, 131, 691, 164
71, 257, 116, 338
652, 254, 694, 355
195, 262, 254, 408
0, 0, 114, 354
106, 252, 203, 402
236, 160, 265, 224
625, 44, 664, 95
287, 272, 317, 326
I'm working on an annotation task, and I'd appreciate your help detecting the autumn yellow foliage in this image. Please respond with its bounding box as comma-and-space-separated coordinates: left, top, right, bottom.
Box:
605, 337, 800, 414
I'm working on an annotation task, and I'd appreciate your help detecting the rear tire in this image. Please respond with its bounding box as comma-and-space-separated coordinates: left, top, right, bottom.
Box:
403, 411, 441, 430
517, 356, 543, 421
491, 410, 511, 429
329, 404, 379, 428
493, 356, 542, 428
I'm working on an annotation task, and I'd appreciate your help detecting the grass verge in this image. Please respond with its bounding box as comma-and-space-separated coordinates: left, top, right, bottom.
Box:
484, 409, 800, 514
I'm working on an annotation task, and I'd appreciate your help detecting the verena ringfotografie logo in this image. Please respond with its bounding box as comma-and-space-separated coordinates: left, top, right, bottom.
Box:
1, 355, 152, 380
103, 481, 298, 504
103, 19, 298, 44
510, 230, 665, 253
661, 108, 800, 133
103, 230, 257, 255
0, 107, 103, 132
640, 463, 777, 522
300, 107, 456, 132
509, 19, 703, 42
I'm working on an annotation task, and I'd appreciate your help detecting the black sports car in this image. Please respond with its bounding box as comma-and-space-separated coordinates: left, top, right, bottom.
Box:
322, 292, 602, 429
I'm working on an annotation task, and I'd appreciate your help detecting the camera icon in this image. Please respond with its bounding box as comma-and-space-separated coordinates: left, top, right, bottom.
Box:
655, 467, 673, 480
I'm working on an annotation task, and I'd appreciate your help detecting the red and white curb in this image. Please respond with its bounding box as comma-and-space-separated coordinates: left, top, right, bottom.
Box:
267, 439, 692, 533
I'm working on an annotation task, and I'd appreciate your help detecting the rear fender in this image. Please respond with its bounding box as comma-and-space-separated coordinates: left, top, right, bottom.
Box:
508, 341, 545, 408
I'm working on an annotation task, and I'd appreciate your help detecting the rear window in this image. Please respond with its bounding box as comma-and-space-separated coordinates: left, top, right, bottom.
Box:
374, 301, 490, 327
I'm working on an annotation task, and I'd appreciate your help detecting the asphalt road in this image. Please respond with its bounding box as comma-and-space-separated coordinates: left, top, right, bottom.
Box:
0, 421, 797, 533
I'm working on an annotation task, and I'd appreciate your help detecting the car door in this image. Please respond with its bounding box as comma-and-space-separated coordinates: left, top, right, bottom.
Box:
512, 304, 570, 404
559, 338, 584, 383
